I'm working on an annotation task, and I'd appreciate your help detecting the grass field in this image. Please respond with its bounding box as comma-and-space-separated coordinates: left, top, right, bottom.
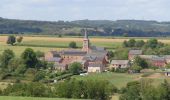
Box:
73, 72, 170, 88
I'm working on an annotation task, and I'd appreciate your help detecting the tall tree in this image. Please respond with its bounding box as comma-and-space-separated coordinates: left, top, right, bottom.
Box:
0, 49, 15, 68
6, 35, 16, 45
21, 48, 38, 68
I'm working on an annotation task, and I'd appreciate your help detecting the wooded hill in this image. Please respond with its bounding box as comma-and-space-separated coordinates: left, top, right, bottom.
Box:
1, 17, 170, 37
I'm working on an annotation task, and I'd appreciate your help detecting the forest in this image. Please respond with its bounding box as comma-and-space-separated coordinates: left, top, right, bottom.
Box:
1, 17, 170, 37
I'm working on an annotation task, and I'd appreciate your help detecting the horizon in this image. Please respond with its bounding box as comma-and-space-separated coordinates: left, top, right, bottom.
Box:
0, 0, 170, 22
1, 17, 169, 22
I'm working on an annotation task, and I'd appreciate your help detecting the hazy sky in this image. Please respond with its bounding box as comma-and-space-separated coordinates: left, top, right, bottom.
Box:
0, 0, 170, 21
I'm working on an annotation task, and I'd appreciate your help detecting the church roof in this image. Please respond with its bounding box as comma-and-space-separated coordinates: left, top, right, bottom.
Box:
60, 50, 87, 56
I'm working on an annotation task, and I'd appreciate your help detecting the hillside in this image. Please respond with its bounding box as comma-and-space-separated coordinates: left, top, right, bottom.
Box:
1, 17, 170, 37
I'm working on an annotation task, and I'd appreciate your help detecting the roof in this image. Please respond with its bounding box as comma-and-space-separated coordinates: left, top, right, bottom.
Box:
139, 55, 153, 60
88, 63, 103, 67
111, 60, 129, 65
60, 50, 87, 56
46, 57, 62, 62
129, 50, 142, 55
49, 51, 60, 57
151, 56, 165, 61
83, 56, 104, 62
90, 46, 105, 51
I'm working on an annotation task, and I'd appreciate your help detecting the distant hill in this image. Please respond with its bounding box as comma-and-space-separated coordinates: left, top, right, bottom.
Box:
1, 17, 170, 37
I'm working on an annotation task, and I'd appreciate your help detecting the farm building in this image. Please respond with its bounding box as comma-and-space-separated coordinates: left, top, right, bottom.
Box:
110, 60, 130, 69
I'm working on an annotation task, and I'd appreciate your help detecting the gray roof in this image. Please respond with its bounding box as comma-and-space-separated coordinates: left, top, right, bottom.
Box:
151, 56, 165, 61
88, 63, 103, 67
90, 46, 105, 51
111, 60, 129, 65
139, 55, 153, 59
46, 57, 62, 62
129, 50, 142, 55
50, 51, 60, 57
60, 50, 87, 56
83, 56, 104, 62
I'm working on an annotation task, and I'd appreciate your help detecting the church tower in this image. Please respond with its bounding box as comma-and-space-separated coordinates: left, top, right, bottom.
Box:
82, 29, 89, 52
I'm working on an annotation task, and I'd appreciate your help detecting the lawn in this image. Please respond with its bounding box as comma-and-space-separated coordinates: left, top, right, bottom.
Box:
0, 96, 85, 100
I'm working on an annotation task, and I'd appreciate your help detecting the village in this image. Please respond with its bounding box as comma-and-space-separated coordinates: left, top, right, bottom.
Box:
43, 29, 170, 76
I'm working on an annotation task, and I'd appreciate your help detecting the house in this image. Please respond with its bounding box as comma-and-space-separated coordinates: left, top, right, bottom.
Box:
128, 50, 142, 60
151, 56, 166, 67
45, 51, 60, 61
88, 63, 104, 73
83, 51, 108, 73
110, 60, 129, 69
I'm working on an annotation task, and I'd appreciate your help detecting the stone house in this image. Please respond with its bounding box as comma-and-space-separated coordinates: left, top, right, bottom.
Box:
110, 60, 130, 69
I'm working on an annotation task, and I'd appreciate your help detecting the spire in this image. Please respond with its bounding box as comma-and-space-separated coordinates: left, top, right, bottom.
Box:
84, 28, 88, 39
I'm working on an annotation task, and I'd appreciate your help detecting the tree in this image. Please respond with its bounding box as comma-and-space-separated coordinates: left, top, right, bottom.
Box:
120, 81, 141, 100
33, 71, 46, 82
15, 64, 26, 75
69, 62, 82, 75
0, 49, 15, 68
135, 40, 145, 47
128, 39, 136, 47
130, 64, 142, 73
21, 48, 38, 68
35, 51, 44, 58
16, 36, 23, 43
8, 58, 22, 72
133, 56, 148, 69
6, 35, 16, 45
108, 51, 114, 59
69, 41, 77, 48
146, 38, 158, 49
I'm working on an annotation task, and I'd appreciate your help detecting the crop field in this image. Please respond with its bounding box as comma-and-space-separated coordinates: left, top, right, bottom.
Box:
0, 36, 122, 56
2, 35, 170, 56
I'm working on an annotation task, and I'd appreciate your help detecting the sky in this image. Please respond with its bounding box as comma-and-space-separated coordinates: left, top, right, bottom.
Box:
0, 0, 170, 21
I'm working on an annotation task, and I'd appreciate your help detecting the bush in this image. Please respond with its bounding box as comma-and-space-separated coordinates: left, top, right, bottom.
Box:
33, 71, 46, 82
69, 41, 77, 48
114, 68, 128, 73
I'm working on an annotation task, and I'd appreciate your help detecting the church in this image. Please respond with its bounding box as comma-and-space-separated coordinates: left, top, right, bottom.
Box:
45, 29, 108, 73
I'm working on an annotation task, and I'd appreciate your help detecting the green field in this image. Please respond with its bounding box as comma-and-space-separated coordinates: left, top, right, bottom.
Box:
73, 72, 170, 88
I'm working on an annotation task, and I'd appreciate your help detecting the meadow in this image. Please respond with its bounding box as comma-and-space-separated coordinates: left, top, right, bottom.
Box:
73, 72, 170, 88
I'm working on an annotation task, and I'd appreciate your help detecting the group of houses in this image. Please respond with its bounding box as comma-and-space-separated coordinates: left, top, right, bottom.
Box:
110, 49, 170, 70
44, 30, 109, 73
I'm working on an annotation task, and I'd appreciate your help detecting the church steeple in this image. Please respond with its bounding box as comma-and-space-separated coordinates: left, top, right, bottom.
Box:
82, 28, 89, 52
84, 29, 88, 39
